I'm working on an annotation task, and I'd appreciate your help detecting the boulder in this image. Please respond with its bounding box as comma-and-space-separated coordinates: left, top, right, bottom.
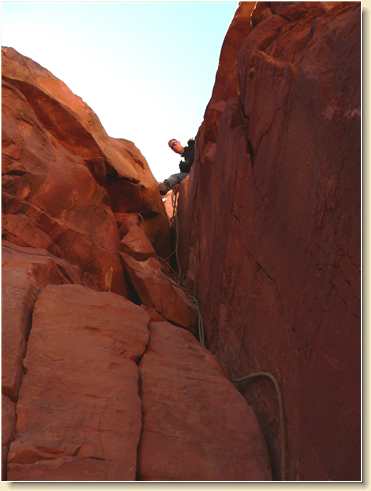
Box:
2, 242, 81, 402
116, 213, 156, 261
2, 242, 83, 478
8, 284, 150, 481
138, 321, 271, 481
121, 253, 197, 332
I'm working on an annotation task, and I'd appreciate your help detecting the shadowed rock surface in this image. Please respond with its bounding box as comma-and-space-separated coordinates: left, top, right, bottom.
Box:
178, 1, 361, 481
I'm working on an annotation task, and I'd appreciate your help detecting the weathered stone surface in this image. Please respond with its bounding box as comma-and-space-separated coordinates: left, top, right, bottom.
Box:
8, 284, 150, 481
117, 213, 156, 261
2, 396, 16, 454
2, 242, 82, 479
142, 306, 166, 323
2, 241, 82, 285
115, 212, 142, 236
2, 47, 171, 289
251, 3, 273, 27
3, 3, 360, 482
162, 191, 176, 222
268, 2, 326, 20
2, 395, 15, 479
2, 265, 37, 404
2, 47, 158, 191
2, 241, 80, 402
139, 321, 271, 481
178, 2, 361, 481
2, 76, 127, 295
121, 253, 197, 332
202, 2, 256, 141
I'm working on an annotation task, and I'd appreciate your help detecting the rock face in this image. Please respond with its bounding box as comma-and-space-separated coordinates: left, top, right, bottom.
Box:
2, 46, 271, 481
5, 283, 270, 481
8, 285, 149, 481
122, 253, 198, 332
178, 1, 361, 481
2, 241, 82, 475
2, 46, 171, 297
139, 321, 271, 481
5, 2, 360, 480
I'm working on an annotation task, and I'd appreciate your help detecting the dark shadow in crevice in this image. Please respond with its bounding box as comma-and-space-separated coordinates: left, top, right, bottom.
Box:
122, 266, 142, 306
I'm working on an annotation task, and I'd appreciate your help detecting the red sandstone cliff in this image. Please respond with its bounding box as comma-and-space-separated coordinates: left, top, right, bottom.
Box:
178, 1, 361, 481
2, 46, 271, 481
2, 0, 361, 481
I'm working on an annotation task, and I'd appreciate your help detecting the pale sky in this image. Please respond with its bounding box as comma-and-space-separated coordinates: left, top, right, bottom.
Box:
2, 0, 237, 181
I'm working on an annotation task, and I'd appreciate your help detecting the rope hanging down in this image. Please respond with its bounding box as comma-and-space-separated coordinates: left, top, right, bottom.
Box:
171, 188, 205, 345
232, 371, 287, 481
169, 187, 286, 481
171, 188, 182, 281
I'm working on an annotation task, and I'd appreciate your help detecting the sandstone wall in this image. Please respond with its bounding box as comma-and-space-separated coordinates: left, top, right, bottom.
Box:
2, 47, 271, 481
178, 2, 361, 480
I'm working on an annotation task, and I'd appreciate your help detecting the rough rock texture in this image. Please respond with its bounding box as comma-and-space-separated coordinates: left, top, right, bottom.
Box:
2, 41, 272, 482
2, 241, 82, 477
2, 242, 82, 390
178, 2, 361, 481
139, 321, 271, 481
2, 46, 171, 292
121, 253, 198, 332
8, 285, 150, 481
5, 284, 271, 482
200, 2, 256, 152
117, 212, 156, 260
2, 396, 15, 478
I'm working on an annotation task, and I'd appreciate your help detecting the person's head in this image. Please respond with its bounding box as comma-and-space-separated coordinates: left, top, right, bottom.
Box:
168, 138, 184, 154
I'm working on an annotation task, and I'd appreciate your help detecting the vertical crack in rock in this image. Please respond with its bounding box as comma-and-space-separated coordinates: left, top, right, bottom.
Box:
237, 98, 255, 167
120, 259, 142, 306
3, 282, 40, 480
134, 320, 152, 481
6, 285, 151, 480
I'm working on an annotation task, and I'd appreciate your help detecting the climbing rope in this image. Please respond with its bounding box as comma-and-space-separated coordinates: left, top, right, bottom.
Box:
170, 188, 179, 225
189, 294, 205, 347
160, 189, 180, 264
171, 188, 183, 282
170, 187, 205, 345
232, 371, 287, 481
167, 188, 286, 481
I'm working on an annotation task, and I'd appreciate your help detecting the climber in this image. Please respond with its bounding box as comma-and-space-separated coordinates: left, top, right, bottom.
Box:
159, 138, 195, 195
